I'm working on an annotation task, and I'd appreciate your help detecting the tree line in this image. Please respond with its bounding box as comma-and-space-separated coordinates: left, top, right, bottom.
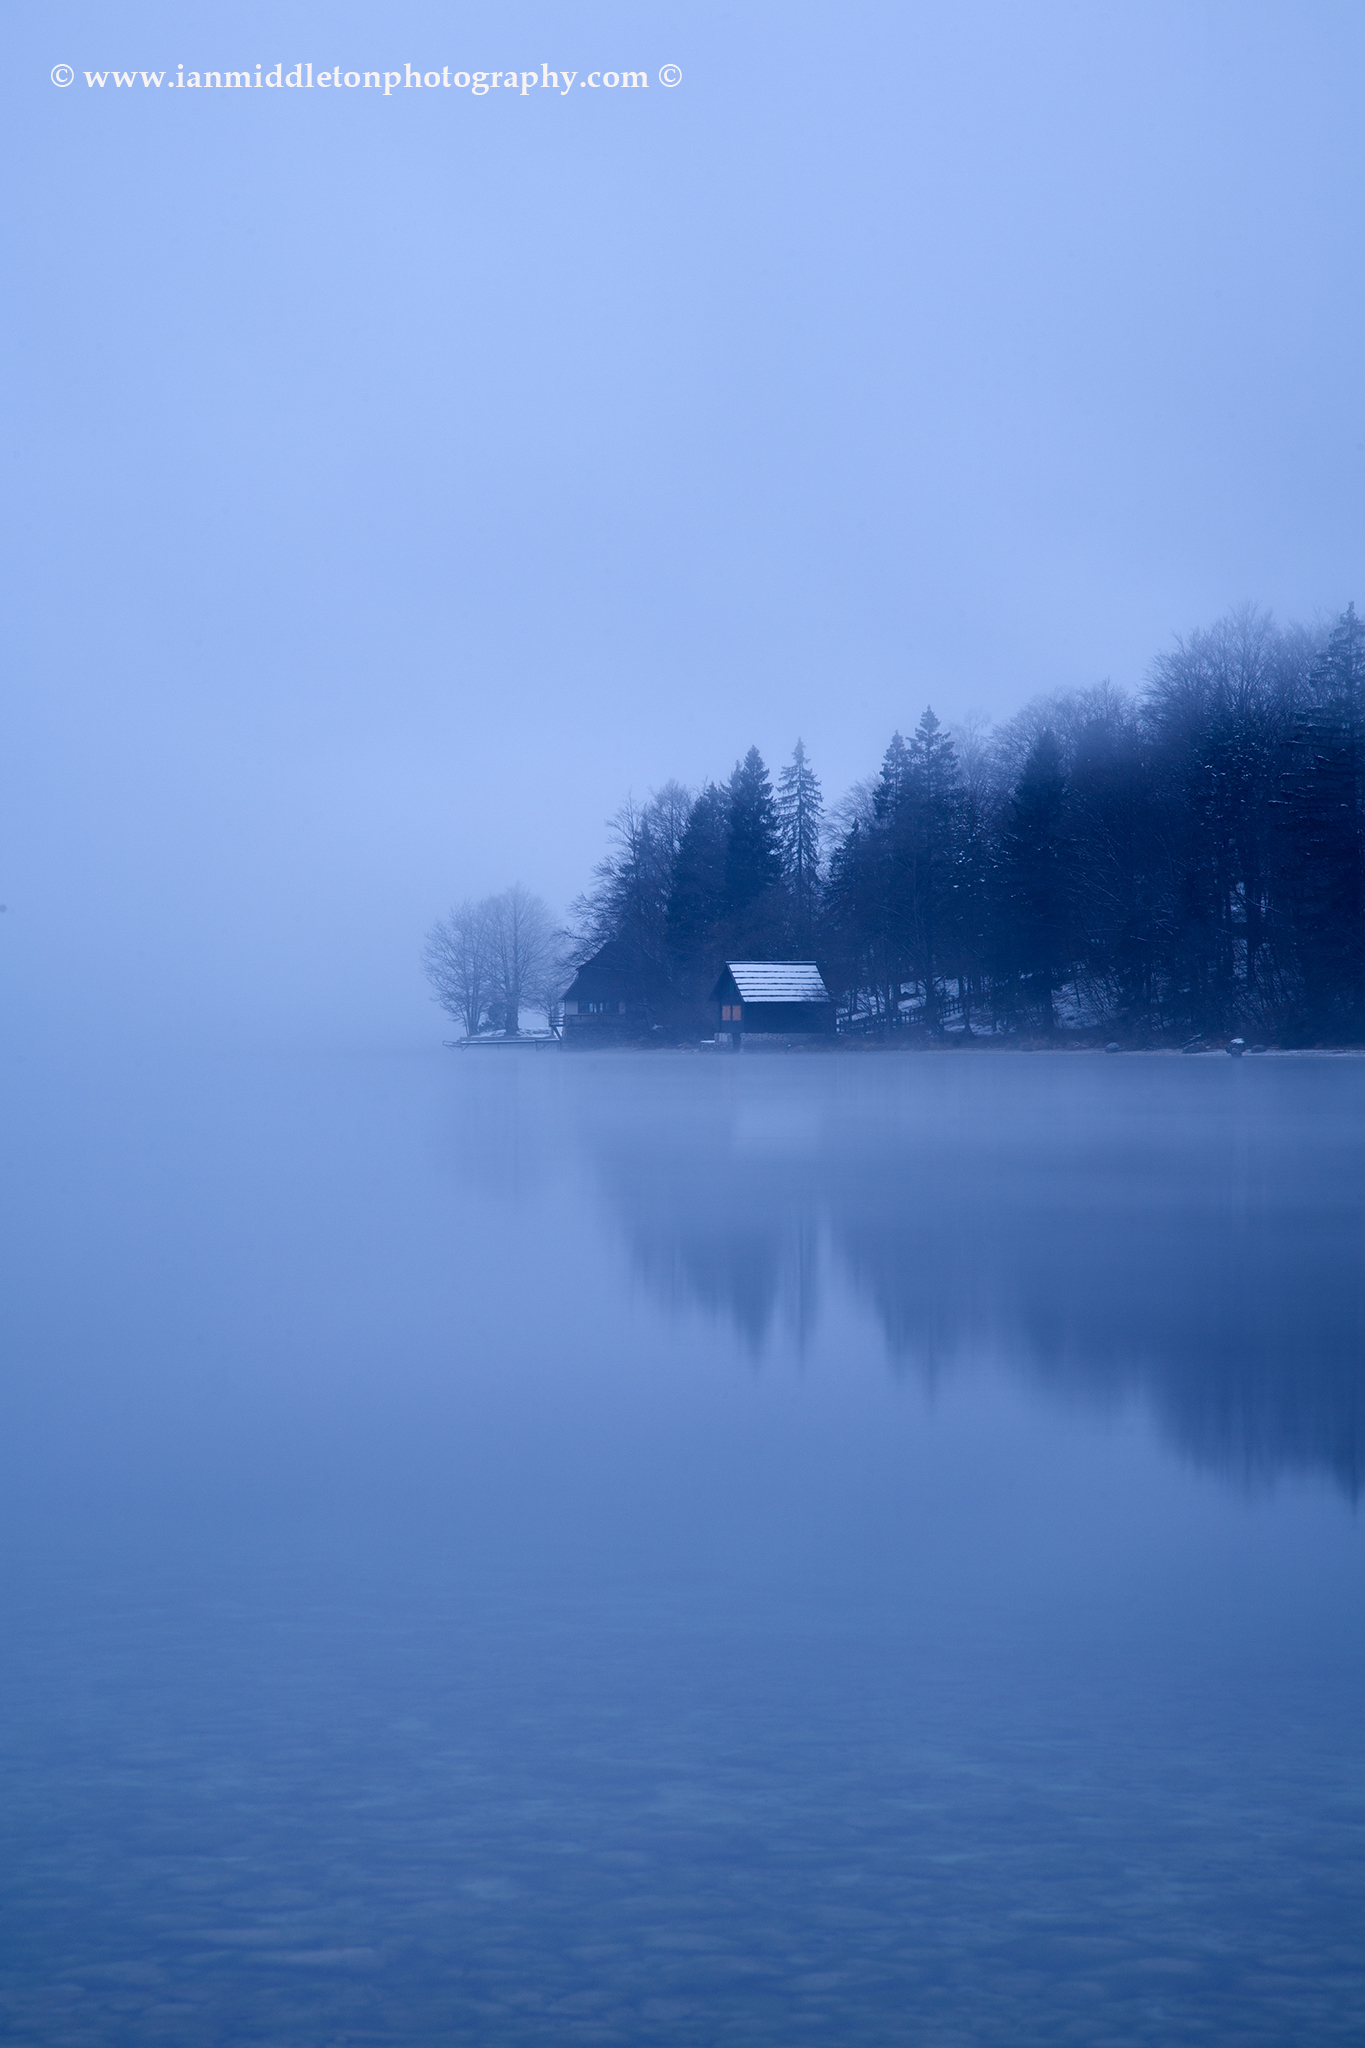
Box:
569, 602, 1365, 1043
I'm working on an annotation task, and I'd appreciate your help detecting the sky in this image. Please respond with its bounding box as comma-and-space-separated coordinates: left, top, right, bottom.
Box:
3, 0, 1363, 1046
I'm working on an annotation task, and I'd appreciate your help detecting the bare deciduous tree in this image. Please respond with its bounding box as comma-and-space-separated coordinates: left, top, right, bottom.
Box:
424, 884, 568, 1038
422, 898, 494, 1039
485, 883, 561, 1036
522, 924, 576, 1035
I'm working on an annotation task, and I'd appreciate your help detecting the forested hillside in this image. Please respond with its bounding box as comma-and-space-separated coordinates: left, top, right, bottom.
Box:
572, 604, 1365, 1044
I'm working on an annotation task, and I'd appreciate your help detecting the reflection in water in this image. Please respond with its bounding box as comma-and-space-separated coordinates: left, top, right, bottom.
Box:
1, 1049, 1361, 2048
627, 1209, 821, 1355
592, 1058, 1365, 1498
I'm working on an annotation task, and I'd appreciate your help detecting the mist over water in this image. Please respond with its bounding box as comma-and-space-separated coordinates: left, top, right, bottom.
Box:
8, 3, 1365, 2039
592, 1055, 1365, 1497
1, 1047, 1360, 2044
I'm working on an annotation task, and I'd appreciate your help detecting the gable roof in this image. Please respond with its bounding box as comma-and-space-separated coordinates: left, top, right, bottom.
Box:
724, 961, 831, 1004
562, 939, 632, 1001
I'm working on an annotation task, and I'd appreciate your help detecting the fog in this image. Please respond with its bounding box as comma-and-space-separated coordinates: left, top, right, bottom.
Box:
7, 8, 1365, 2040
6, 0, 1365, 1047
3, 1046, 1362, 2041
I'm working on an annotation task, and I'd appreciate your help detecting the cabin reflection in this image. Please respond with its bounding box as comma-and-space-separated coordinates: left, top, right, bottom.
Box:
588, 1084, 1365, 1499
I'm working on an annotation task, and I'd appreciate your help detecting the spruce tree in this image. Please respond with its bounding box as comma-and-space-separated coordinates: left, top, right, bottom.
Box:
776, 739, 824, 951
666, 783, 730, 967
873, 731, 913, 821
724, 746, 784, 917
1276, 603, 1365, 1034
825, 819, 887, 1029
1067, 695, 1159, 1034
999, 729, 1072, 1031
906, 707, 962, 1031
838, 730, 913, 1024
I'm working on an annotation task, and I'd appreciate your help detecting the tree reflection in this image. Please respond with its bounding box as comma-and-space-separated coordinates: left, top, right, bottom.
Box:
590, 1068, 1365, 1499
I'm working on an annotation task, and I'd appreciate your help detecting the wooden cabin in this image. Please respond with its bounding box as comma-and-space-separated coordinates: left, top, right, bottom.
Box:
711, 962, 835, 1043
560, 941, 636, 1039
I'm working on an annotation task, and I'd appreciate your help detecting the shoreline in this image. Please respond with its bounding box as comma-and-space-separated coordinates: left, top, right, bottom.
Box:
552, 1036, 1365, 1057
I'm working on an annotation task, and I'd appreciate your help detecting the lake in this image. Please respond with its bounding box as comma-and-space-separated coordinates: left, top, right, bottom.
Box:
0, 1046, 1361, 2044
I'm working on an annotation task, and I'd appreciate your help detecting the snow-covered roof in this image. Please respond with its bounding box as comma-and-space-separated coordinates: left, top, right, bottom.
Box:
726, 961, 831, 1004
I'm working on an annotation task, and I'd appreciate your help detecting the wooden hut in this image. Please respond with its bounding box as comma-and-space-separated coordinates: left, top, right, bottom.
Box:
710, 962, 834, 1044
560, 941, 637, 1040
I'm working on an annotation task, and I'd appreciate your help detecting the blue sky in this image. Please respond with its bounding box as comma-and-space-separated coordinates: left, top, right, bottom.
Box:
4, 1, 1363, 1043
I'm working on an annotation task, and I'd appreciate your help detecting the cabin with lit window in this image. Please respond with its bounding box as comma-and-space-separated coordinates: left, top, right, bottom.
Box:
560, 941, 637, 1039
711, 962, 835, 1043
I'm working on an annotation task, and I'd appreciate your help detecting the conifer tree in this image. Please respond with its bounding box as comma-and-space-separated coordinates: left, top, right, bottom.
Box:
1065, 690, 1159, 1033
873, 731, 913, 821
776, 739, 824, 950
950, 717, 996, 1034
724, 746, 784, 917
1276, 603, 1365, 1032
901, 709, 961, 1030
998, 729, 1072, 1030
826, 780, 900, 1027
824, 818, 890, 1027
666, 783, 730, 964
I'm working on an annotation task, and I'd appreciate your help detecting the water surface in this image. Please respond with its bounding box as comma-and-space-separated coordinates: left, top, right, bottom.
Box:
1, 1048, 1361, 2044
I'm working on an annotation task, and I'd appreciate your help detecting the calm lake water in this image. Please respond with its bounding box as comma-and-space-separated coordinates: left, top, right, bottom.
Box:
1, 1046, 1361, 2045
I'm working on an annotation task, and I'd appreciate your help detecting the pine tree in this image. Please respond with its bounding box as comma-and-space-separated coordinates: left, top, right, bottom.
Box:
825, 800, 900, 1029
724, 746, 784, 917
1275, 603, 1365, 1033
873, 731, 913, 821
776, 739, 824, 950
1066, 692, 1159, 1034
824, 819, 891, 1028
666, 783, 730, 965
904, 708, 962, 1032
823, 728, 920, 1029
950, 717, 995, 1034
1144, 605, 1293, 1028
998, 729, 1072, 1031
